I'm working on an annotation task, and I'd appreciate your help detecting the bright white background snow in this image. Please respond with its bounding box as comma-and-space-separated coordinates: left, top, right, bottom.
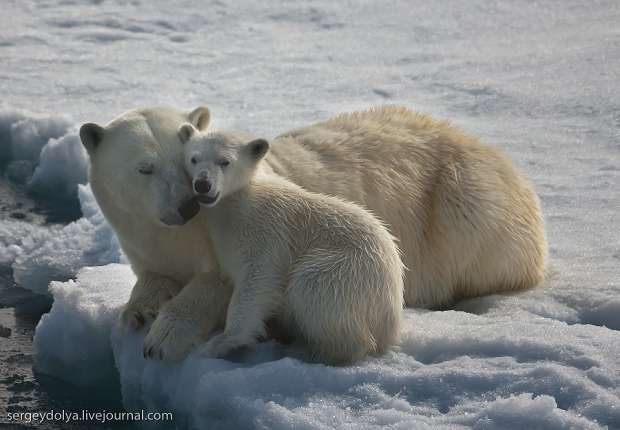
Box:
1, 0, 619, 428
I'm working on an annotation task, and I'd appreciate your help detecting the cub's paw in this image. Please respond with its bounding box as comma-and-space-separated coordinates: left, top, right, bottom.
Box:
199, 333, 250, 359
119, 305, 157, 332
142, 310, 204, 362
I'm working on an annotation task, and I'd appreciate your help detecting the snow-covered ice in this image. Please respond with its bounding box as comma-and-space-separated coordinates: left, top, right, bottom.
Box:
1, 0, 619, 428
0, 182, 122, 295
34, 265, 620, 429
33, 264, 133, 387
0, 110, 122, 294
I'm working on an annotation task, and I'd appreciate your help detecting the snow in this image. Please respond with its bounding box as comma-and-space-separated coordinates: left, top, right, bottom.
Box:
0, 112, 71, 167
0, 184, 122, 295
34, 266, 619, 429
0, 109, 120, 294
33, 264, 133, 387
1, 0, 619, 428
29, 132, 89, 200
0, 109, 85, 196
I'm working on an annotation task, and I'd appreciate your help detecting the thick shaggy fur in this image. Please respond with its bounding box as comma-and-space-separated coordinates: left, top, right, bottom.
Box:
181, 127, 404, 364
268, 107, 547, 307
80, 105, 546, 362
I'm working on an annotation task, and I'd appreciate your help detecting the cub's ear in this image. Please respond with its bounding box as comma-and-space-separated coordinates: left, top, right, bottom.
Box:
79, 123, 105, 154
246, 138, 269, 160
188, 106, 211, 131
178, 122, 197, 143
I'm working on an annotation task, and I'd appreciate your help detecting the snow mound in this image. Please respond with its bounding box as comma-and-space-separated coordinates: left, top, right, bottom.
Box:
2, 185, 122, 295
33, 264, 134, 386
0, 220, 53, 266
0, 110, 115, 294
0, 110, 79, 191
29, 132, 88, 200
0, 110, 71, 165
34, 265, 620, 429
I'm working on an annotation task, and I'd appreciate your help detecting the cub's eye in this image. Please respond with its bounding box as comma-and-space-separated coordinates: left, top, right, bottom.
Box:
218, 160, 230, 167
190, 156, 198, 165
138, 163, 154, 175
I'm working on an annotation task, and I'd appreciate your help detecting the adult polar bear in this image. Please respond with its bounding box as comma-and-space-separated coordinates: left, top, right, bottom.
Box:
80, 105, 547, 361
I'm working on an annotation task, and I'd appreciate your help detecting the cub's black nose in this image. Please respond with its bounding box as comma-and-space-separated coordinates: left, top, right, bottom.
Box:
194, 179, 211, 194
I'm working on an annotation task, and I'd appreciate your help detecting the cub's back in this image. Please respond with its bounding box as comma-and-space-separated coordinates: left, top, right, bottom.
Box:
237, 174, 398, 256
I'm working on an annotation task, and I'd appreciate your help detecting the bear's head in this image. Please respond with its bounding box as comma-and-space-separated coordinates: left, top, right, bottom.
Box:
177, 123, 269, 207
79, 106, 212, 227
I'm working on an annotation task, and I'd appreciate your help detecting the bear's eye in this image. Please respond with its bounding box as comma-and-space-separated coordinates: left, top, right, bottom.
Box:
218, 160, 230, 167
190, 156, 198, 165
138, 163, 154, 175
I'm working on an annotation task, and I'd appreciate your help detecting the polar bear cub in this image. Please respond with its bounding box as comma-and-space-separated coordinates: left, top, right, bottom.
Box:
178, 123, 404, 364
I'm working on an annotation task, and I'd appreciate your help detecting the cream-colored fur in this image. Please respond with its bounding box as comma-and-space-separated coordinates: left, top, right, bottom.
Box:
269, 107, 547, 307
180, 125, 404, 364
80, 105, 546, 362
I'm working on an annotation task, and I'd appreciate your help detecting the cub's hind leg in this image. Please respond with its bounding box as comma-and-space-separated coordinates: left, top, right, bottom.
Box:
285, 250, 396, 365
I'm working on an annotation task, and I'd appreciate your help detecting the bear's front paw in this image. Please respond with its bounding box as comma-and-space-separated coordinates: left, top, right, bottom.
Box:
119, 305, 157, 332
119, 279, 180, 332
199, 333, 249, 359
142, 310, 204, 362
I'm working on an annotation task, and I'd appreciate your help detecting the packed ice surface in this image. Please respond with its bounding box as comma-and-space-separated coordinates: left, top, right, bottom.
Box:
35, 265, 620, 429
1, 0, 618, 428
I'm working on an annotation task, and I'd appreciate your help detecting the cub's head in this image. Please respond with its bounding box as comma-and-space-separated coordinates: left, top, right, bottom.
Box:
178, 123, 269, 207
79, 106, 212, 227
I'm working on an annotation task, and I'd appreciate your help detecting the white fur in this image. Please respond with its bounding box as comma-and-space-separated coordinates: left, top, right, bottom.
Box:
81, 105, 547, 362
181, 128, 404, 364
81, 107, 228, 361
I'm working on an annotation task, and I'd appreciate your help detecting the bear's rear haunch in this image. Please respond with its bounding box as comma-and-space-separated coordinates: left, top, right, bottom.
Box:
180, 123, 404, 364
271, 106, 547, 308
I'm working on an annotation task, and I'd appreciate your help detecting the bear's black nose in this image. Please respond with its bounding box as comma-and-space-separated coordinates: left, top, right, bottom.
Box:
178, 197, 200, 222
194, 179, 211, 194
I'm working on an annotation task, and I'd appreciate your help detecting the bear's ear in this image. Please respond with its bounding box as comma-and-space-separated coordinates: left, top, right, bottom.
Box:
79, 123, 105, 154
246, 138, 270, 160
178, 122, 197, 143
188, 106, 211, 131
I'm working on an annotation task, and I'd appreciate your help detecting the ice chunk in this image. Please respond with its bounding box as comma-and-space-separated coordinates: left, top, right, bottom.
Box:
0, 111, 119, 294
0, 220, 54, 265
5, 160, 35, 184
0, 110, 72, 169
0, 110, 84, 214
0, 111, 25, 166
6, 185, 122, 295
29, 132, 88, 200
33, 264, 134, 386
33, 267, 620, 429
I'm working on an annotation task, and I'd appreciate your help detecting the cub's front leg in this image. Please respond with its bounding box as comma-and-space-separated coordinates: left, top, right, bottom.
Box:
119, 272, 182, 331
200, 268, 282, 359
